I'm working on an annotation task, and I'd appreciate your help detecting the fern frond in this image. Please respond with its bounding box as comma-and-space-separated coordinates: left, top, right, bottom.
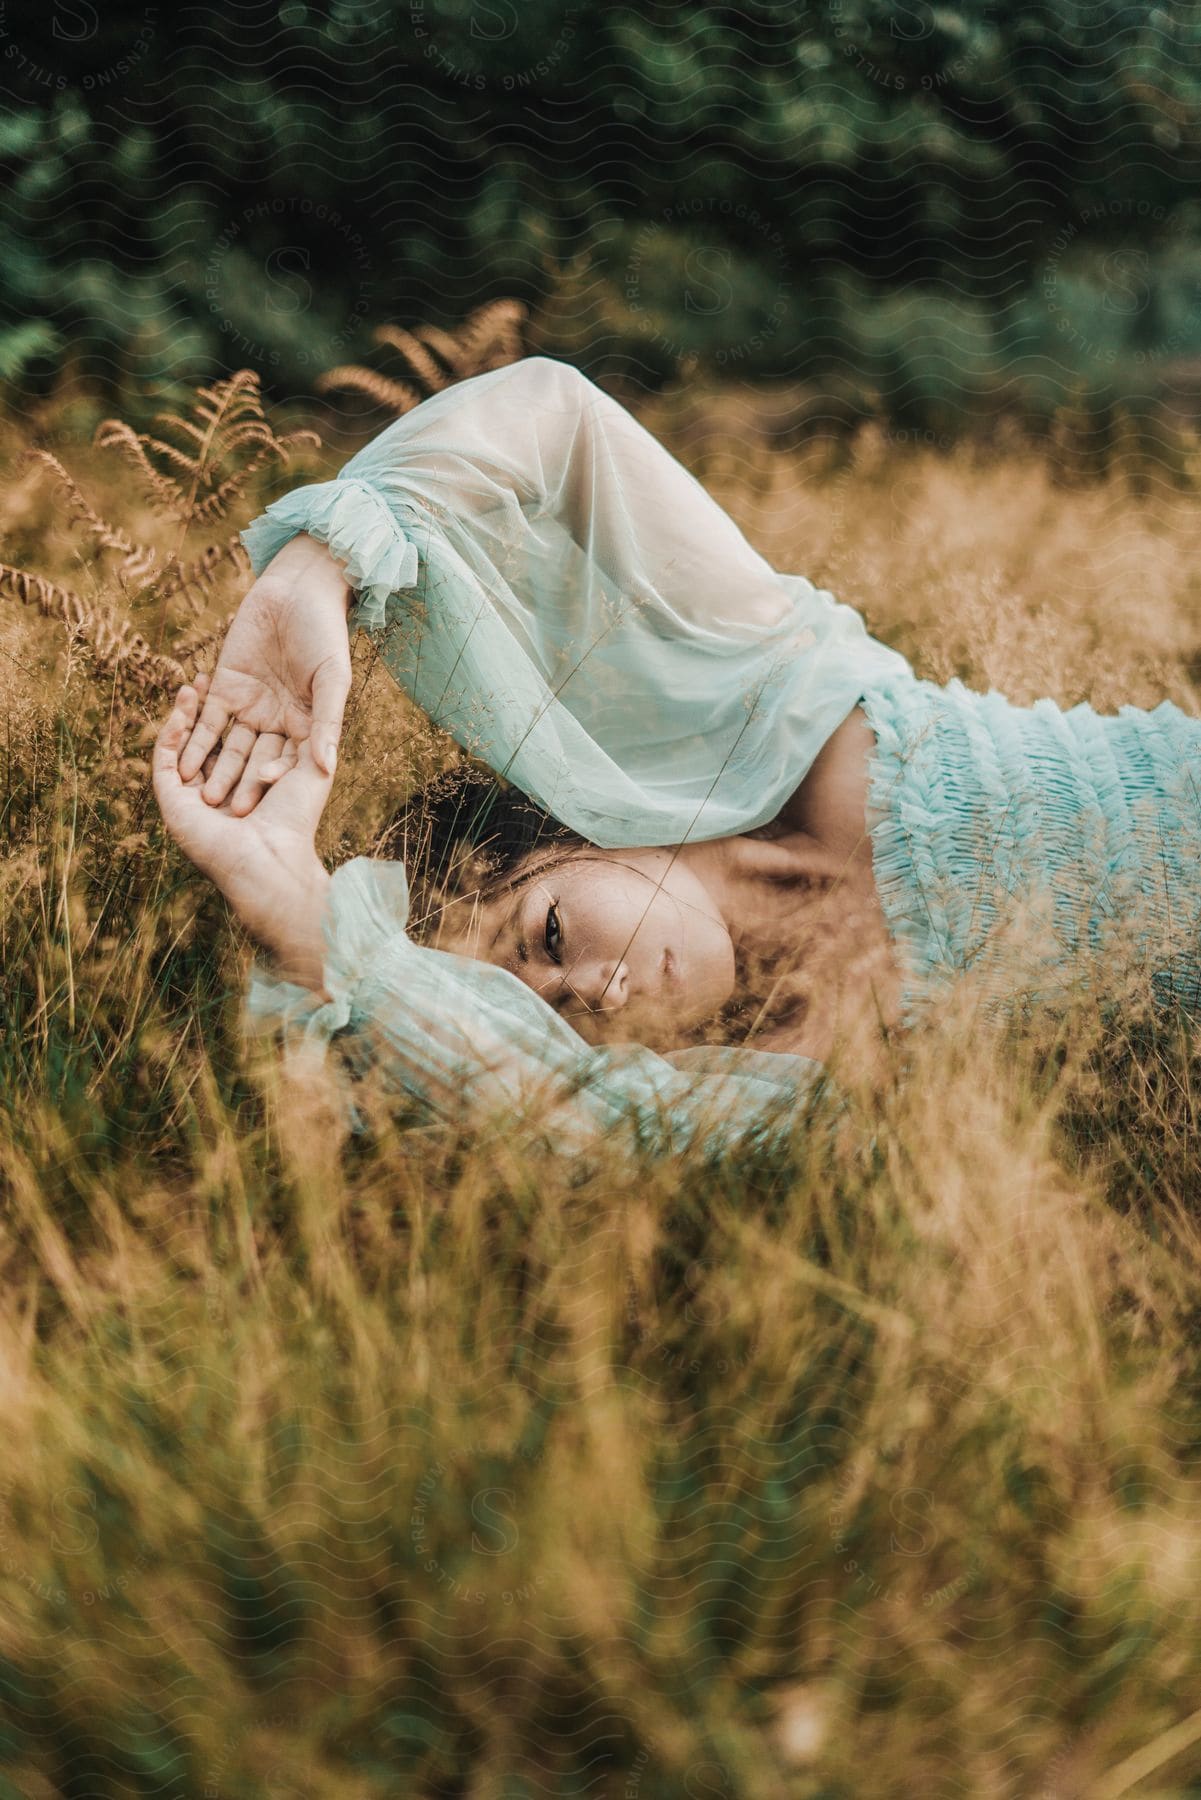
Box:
160, 416, 211, 449
162, 414, 277, 461
92, 420, 188, 518
190, 369, 262, 425
371, 326, 451, 391
9, 372, 328, 699
86, 604, 188, 689
458, 298, 528, 370
94, 372, 321, 540
316, 299, 530, 423
410, 323, 470, 375
0, 561, 187, 692
214, 421, 279, 456
140, 436, 213, 481
0, 560, 87, 624
26, 449, 161, 583
314, 367, 423, 413
277, 427, 323, 456
191, 433, 321, 527
153, 535, 252, 611
191, 475, 255, 527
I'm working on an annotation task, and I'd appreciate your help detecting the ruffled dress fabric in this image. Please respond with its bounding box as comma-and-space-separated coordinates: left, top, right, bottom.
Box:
861, 668, 1201, 1024
241, 476, 420, 631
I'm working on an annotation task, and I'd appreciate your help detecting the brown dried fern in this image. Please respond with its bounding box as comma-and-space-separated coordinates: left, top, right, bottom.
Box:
4, 369, 321, 698
94, 369, 320, 528
0, 561, 195, 694
371, 326, 452, 392
154, 535, 254, 613
455, 298, 528, 372
316, 298, 530, 418
408, 322, 472, 376
313, 367, 425, 414
26, 449, 161, 586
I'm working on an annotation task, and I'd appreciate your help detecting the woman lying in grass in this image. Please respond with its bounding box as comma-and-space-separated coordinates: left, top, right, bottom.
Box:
152, 356, 1201, 1156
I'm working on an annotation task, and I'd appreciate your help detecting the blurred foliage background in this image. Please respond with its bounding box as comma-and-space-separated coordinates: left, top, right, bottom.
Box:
4, 0, 1201, 443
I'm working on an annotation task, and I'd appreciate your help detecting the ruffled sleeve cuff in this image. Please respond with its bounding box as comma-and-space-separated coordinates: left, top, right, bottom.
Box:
243, 856, 418, 1123
239, 476, 421, 631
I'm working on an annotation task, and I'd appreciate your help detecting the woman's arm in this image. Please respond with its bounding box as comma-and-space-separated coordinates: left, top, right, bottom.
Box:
177, 532, 355, 815
331, 354, 797, 633
155, 680, 335, 994
190, 353, 906, 847
183, 354, 813, 820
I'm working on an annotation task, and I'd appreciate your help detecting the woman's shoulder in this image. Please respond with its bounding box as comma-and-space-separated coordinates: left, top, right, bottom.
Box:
765, 703, 879, 868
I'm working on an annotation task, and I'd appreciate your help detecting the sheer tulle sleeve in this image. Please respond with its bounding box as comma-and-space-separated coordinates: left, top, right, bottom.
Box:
244, 856, 823, 1160
240, 356, 907, 847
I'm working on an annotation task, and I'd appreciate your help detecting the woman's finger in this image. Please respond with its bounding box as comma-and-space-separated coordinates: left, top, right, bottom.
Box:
177, 681, 231, 782
310, 658, 350, 775
152, 686, 200, 803
228, 731, 288, 817
153, 685, 197, 765
259, 740, 299, 783
200, 720, 259, 807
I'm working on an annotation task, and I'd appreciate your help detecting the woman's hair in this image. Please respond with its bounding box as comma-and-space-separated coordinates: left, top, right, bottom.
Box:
378, 760, 591, 940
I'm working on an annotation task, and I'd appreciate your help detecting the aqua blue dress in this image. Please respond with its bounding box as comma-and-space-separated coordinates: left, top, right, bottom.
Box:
861, 672, 1201, 1025
238, 357, 1201, 1156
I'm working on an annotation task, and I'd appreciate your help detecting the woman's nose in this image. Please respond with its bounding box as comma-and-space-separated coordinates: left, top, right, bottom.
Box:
578, 958, 629, 1011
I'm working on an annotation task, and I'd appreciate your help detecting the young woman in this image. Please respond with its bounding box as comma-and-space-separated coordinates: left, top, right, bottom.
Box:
152, 356, 1201, 1157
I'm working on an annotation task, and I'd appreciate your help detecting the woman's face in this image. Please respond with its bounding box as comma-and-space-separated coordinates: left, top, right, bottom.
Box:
475, 848, 736, 1046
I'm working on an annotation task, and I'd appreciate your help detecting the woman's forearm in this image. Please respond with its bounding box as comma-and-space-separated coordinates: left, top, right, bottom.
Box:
204, 839, 334, 999
257, 530, 355, 616
238, 854, 334, 998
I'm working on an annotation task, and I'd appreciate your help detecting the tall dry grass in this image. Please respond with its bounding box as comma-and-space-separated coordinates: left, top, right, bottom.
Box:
3, 366, 1201, 1799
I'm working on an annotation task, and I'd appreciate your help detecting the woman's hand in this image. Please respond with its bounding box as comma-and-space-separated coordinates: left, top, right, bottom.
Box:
177, 533, 354, 816
155, 676, 335, 993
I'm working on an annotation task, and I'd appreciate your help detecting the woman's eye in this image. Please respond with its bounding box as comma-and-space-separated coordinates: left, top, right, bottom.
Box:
544, 902, 563, 963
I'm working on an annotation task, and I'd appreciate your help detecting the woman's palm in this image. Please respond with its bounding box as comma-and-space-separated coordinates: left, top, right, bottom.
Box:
155, 683, 333, 937
177, 557, 353, 809
215, 586, 341, 738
